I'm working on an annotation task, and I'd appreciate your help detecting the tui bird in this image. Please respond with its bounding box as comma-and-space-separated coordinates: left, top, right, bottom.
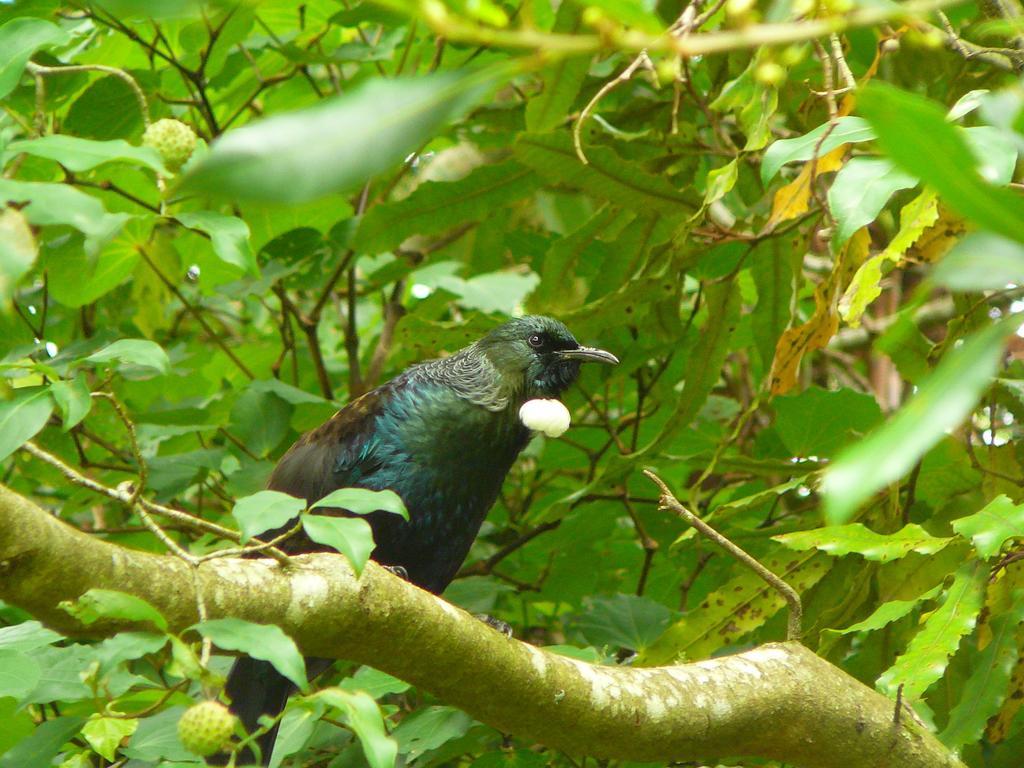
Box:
223, 315, 617, 765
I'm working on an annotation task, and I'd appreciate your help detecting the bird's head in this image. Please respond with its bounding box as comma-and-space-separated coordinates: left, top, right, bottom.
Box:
476, 315, 619, 398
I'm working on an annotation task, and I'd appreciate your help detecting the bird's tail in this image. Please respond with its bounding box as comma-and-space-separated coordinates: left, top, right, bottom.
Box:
217, 656, 295, 766
216, 656, 333, 765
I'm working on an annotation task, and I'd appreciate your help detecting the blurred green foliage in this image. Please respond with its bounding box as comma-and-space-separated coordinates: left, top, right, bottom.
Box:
2, 0, 1024, 765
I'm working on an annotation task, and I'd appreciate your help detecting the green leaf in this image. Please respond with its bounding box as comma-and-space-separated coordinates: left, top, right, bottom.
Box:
174, 211, 256, 274
877, 562, 986, 699
0, 387, 53, 462
951, 495, 1024, 559
0, 648, 41, 699
340, 666, 411, 697
392, 706, 473, 760
647, 276, 740, 454
964, 126, 1018, 186
933, 232, 1024, 291
311, 487, 409, 519
827, 158, 917, 245
524, 6, 588, 131
774, 523, 953, 562
0, 620, 62, 651
302, 514, 376, 575
60, 589, 168, 631
193, 618, 307, 690
761, 116, 875, 183
93, 631, 168, 672
0, 179, 131, 254
822, 320, 1013, 524
514, 132, 697, 216
0, 18, 68, 100
316, 687, 398, 768
939, 595, 1024, 749
773, 387, 883, 458
122, 707, 194, 762
354, 161, 540, 254
180, 70, 500, 202
858, 82, 1024, 244
85, 339, 169, 375
230, 387, 292, 458
49, 374, 92, 431
0, 716, 86, 768
231, 490, 305, 542
63, 75, 145, 141
819, 585, 943, 653
575, 594, 675, 651
0, 207, 37, 304
5, 135, 169, 175
82, 716, 138, 761
703, 158, 739, 206
44, 218, 149, 307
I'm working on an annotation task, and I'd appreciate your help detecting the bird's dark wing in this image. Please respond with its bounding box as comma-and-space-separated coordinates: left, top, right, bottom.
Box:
267, 385, 390, 504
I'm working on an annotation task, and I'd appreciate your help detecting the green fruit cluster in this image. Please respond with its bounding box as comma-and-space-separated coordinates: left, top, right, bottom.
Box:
142, 118, 197, 172
177, 700, 236, 757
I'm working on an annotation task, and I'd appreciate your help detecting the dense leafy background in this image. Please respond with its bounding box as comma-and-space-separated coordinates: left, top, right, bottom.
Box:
2, 0, 1024, 766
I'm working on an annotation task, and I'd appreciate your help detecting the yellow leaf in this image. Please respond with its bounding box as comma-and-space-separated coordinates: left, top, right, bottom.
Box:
839, 189, 939, 328
770, 228, 869, 395
911, 205, 968, 263
767, 146, 845, 227
985, 643, 1024, 742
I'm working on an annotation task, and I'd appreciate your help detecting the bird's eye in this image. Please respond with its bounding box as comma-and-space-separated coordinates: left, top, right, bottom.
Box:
528, 334, 544, 348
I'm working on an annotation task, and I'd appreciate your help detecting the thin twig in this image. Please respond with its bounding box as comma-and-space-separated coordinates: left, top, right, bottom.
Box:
645, 470, 803, 641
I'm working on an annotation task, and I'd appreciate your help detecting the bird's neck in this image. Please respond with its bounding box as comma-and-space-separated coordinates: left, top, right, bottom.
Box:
416, 346, 526, 413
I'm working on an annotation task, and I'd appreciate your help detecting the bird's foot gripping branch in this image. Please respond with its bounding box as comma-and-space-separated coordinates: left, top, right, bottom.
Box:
0, 486, 964, 768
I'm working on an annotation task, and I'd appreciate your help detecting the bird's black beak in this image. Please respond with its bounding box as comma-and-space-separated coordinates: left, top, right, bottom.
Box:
557, 346, 619, 365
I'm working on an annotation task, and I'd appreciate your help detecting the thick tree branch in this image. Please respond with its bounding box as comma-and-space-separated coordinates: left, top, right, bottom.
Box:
0, 485, 963, 768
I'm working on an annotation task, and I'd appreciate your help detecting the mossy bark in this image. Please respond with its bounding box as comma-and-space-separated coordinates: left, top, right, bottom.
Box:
0, 485, 964, 768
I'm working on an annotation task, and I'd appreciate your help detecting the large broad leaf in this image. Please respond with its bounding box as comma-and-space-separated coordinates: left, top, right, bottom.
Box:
774, 523, 953, 562
514, 132, 697, 216
5, 136, 168, 175
231, 490, 306, 542
933, 232, 1024, 291
302, 515, 376, 575
761, 116, 875, 183
0, 388, 53, 462
574, 593, 676, 652
822, 320, 1013, 524
316, 688, 398, 768
193, 618, 307, 690
827, 157, 917, 245
877, 562, 986, 699
354, 161, 540, 254
180, 71, 500, 202
772, 386, 882, 459
0, 18, 68, 100
951, 495, 1024, 559
858, 83, 1024, 244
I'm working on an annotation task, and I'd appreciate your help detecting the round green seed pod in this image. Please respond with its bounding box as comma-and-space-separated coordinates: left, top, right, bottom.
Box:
142, 118, 198, 172
177, 700, 236, 757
